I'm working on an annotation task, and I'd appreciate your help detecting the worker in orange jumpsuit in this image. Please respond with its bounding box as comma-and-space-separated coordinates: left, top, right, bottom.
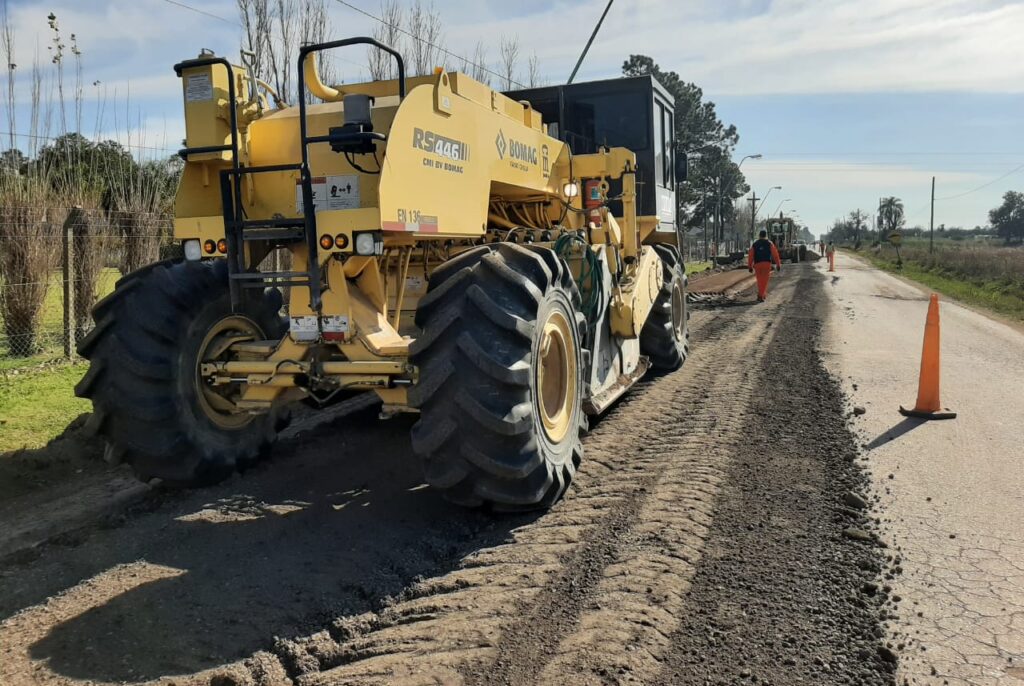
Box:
747, 229, 782, 302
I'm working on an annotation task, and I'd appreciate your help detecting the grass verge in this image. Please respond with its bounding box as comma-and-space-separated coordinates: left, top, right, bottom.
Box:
854, 250, 1024, 321
0, 362, 91, 453
686, 261, 712, 275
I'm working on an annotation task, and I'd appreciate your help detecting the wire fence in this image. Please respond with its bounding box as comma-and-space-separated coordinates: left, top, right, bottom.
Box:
0, 206, 177, 360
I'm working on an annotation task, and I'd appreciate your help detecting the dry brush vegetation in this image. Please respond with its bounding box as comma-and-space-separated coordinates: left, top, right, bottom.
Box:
872, 239, 1024, 318
0, 7, 177, 359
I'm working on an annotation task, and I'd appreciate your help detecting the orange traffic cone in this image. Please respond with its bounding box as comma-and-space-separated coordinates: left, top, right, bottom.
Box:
899, 293, 956, 420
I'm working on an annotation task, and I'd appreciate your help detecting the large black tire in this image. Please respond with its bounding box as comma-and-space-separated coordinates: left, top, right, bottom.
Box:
75, 260, 289, 485
409, 243, 588, 510
640, 244, 689, 371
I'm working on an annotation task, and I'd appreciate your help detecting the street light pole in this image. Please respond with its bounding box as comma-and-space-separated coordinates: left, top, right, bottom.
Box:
773, 198, 791, 216
713, 153, 762, 258
702, 183, 709, 262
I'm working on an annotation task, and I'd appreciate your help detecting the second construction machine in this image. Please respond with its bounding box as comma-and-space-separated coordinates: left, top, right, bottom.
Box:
77, 38, 690, 510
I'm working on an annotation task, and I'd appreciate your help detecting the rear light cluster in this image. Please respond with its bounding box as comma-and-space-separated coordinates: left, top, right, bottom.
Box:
184, 238, 226, 261
202, 239, 228, 255
319, 231, 381, 255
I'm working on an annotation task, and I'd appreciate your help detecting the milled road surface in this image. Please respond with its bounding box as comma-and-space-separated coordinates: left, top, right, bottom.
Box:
0, 263, 895, 685
824, 252, 1024, 686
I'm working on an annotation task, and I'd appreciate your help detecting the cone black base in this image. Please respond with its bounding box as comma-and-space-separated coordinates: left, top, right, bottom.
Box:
899, 406, 957, 420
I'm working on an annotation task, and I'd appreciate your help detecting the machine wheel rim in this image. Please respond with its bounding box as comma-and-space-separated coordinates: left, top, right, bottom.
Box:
537, 309, 577, 444
671, 279, 686, 341
195, 315, 263, 430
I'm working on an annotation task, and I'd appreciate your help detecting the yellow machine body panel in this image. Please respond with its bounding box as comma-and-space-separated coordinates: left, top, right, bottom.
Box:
377, 73, 568, 236
173, 71, 576, 245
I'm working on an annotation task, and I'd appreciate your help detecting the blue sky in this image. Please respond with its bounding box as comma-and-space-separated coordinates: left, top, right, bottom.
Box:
3, 0, 1023, 234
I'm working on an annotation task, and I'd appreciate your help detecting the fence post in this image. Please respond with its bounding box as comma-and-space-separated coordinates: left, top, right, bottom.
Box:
62, 206, 82, 360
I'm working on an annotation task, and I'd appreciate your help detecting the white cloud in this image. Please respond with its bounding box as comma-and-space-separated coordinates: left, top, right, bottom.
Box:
437, 0, 1024, 95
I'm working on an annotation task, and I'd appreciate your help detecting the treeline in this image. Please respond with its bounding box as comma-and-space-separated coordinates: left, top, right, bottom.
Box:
826, 191, 1024, 246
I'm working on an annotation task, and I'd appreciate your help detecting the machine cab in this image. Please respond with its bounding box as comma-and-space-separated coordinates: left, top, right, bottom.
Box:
507, 75, 680, 232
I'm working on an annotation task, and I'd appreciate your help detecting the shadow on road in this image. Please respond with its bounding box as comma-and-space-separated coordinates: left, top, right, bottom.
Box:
13, 413, 537, 682
863, 417, 926, 451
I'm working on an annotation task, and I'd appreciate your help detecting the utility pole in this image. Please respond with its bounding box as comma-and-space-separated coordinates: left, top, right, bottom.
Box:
714, 174, 723, 255
878, 197, 883, 237
749, 191, 758, 242
929, 176, 935, 254
702, 183, 709, 262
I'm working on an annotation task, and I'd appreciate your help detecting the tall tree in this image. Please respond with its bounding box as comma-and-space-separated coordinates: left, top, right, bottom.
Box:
989, 190, 1024, 244
406, 0, 445, 76
878, 196, 905, 234
499, 35, 520, 90
622, 55, 745, 230
239, 0, 335, 103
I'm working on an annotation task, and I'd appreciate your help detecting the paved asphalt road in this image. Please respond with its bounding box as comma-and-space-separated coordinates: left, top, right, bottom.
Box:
823, 252, 1024, 686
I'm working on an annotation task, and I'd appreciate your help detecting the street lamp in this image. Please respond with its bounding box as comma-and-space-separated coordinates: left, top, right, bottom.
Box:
739, 153, 762, 168
773, 198, 791, 216
712, 153, 762, 259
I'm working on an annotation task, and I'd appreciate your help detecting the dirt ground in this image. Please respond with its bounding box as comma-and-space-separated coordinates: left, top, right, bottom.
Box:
0, 264, 896, 686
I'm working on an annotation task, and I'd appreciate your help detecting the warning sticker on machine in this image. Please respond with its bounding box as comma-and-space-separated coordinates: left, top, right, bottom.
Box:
185, 73, 213, 102
296, 175, 360, 213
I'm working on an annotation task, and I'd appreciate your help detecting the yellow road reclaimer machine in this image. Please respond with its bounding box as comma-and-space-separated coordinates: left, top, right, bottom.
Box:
77, 38, 690, 509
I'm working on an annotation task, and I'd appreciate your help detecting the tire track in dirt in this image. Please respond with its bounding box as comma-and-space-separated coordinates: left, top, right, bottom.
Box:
651, 270, 895, 686
472, 292, 777, 686
224, 298, 779, 686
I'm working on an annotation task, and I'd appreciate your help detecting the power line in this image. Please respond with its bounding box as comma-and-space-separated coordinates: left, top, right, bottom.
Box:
330, 0, 527, 89
158, 0, 236, 25
935, 162, 1024, 201
157, 0, 367, 72
0, 130, 177, 154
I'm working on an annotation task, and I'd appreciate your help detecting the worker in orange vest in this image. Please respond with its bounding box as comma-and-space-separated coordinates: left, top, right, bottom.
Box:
748, 229, 782, 302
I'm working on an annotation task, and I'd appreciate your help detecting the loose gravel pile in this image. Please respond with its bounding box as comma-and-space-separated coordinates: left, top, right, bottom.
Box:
657, 269, 895, 686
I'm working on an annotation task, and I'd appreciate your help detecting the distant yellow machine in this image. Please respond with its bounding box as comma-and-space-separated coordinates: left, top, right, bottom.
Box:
77, 38, 690, 509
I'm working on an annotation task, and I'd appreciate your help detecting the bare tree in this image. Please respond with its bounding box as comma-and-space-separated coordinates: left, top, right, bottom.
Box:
239, 0, 335, 103
1, 0, 15, 155
498, 34, 520, 90
527, 51, 541, 87
299, 0, 334, 101
466, 40, 490, 85
368, 0, 404, 80
239, 0, 279, 96
406, 0, 444, 76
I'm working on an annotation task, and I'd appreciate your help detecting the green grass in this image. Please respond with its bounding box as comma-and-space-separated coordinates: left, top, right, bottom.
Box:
855, 248, 1024, 321
0, 362, 91, 452
0, 268, 120, 361
685, 261, 712, 275
0, 268, 119, 449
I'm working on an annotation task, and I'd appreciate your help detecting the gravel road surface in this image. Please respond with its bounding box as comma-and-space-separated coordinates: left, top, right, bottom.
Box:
0, 263, 895, 686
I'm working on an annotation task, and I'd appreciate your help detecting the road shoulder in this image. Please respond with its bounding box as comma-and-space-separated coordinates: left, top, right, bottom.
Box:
823, 252, 1024, 686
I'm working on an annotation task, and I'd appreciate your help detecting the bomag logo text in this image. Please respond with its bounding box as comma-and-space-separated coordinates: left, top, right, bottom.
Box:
509, 139, 538, 165
495, 129, 538, 166
412, 128, 470, 161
